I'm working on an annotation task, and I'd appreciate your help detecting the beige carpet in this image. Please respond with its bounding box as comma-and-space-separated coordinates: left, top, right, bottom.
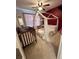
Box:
24, 36, 56, 59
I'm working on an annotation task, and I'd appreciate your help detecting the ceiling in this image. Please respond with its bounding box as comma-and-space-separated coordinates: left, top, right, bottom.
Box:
16, 0, 62, 11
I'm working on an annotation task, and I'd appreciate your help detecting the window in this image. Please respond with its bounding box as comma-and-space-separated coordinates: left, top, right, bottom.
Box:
24, 13, 41, 27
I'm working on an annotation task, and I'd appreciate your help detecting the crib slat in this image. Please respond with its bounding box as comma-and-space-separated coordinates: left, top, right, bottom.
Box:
21, 34, 25, 46
17, 27, 37, 47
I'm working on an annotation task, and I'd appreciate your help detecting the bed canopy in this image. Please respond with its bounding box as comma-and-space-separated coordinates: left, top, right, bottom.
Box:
33, 11, 59, 41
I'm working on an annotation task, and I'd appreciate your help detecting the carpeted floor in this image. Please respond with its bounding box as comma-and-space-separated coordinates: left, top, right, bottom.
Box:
16, 48, 22, 59
23, 36, 56, 59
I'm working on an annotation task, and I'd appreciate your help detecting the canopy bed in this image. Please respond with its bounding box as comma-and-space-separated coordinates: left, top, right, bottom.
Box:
33, 11, 59, 41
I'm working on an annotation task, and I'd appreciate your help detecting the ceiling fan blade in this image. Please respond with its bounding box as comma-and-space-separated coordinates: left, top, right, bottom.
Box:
32, 5, 38, 8
38, 2, 43, 7
43, 8, 45, 11
43, 4, 50, 6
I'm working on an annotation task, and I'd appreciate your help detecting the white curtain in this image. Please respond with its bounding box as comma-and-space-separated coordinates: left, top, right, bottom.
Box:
34, 13, 40, 27
24, 14, 34, 27
24, 13, 40, 27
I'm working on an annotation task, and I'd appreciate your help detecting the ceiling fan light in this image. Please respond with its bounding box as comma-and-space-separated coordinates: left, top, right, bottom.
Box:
38, 7, 43, 11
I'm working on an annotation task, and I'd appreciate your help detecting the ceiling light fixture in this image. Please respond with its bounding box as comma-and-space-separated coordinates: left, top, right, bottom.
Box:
38, 7, 43, 11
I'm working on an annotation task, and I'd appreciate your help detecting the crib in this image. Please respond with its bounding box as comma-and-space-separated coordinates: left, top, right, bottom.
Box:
16, 27, 37, 48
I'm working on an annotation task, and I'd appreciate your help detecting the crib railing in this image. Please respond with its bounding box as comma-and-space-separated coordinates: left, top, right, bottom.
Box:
16, 27, 37, 48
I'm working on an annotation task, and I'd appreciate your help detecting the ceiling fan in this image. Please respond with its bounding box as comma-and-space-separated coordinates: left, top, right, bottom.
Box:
32, 1, 50, 11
